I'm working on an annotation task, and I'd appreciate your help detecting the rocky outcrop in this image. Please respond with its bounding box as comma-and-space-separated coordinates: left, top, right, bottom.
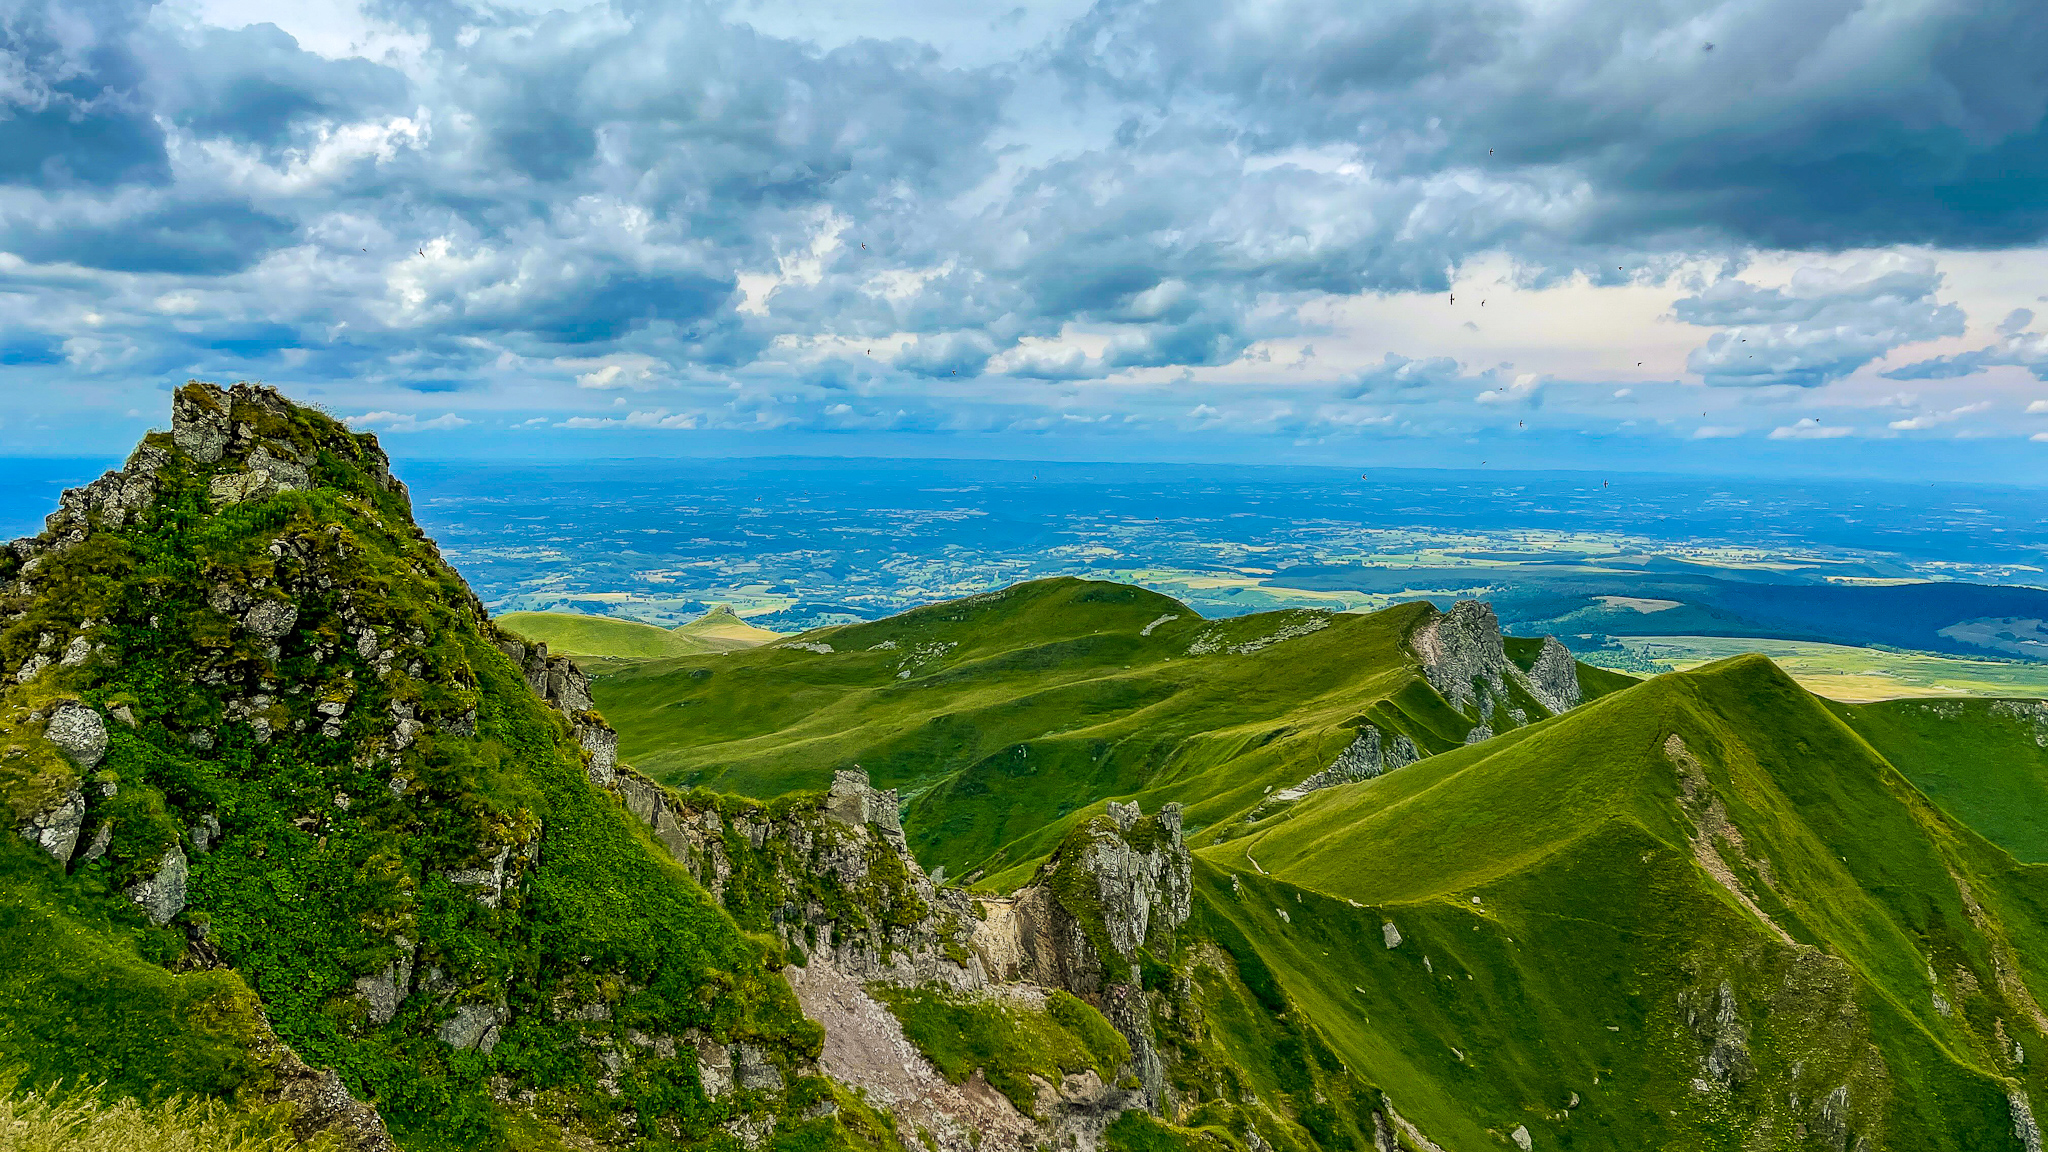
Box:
19, 787, 86, 863
1410, 600, 1581, 724
607, 765, 985, 988
1524, 635, 1583, 715
125, 845, 189, 925
1273, 724, 1422, 804
970, 801, 1192, 1112
261, 1037, 399, 1152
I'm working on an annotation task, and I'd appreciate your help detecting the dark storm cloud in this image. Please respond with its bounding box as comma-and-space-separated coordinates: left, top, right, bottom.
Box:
1055, 0, 2048, 251
159, 23, 410, 153
0, 198, 297, 273
3, 0, 2045, 417
0, 0, 169, 187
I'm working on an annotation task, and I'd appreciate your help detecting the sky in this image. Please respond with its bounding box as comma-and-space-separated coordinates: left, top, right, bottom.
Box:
4, 0, 2048, 480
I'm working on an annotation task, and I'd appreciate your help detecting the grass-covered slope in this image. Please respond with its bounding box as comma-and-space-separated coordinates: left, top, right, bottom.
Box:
0, 384, 889, 1151
1840, 697, 2048, 863
597, 580, 1579, 887
497, 606, 777, 660
1196, 655, 2048, 1150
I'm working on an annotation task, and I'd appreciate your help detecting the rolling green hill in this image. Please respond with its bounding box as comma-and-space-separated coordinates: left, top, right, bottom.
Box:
1199, 654, 2048, 1149
596, 579, 1624, 887
496, 605, 778, 659
1841, 696, 2048, 863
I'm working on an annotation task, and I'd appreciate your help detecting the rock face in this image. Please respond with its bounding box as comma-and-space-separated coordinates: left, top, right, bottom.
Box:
609, 764, 984, 987
1410, 599, 1580, 724
19, 787, 86, 863
590, 751, 1192, 1147
1280, 724, 1422, 802
124, 845, 189, 925
970, 802, 1193, 1113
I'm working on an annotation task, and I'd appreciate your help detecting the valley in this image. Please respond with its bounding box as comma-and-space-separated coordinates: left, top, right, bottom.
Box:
4, 384, 2048, 1151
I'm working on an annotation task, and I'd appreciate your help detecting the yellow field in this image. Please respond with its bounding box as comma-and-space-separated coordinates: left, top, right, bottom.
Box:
1596, 635, 2048, 702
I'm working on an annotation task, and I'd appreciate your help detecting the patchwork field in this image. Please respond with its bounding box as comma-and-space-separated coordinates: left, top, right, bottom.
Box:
1587, 634, 2048, 701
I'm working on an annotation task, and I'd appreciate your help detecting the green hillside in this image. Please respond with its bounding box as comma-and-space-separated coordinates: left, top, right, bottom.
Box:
1199, 655, 2048, 1149
497, 605, 778, 659
0, 384, 885, 1151
1843, 696, 2048, 863
596, 579, 1617, 886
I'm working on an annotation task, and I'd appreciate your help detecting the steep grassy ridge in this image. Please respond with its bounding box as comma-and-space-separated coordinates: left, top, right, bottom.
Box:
1199, 655, 2048, 1149
0, 385, 885, 1151
597, 581, 1594, 886
497, 607, 777, 659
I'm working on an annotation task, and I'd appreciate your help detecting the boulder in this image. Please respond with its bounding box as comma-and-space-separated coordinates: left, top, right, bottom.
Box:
46, 703, 108, 769
438, 1002, 505, 1052
126, 845, 189, 925
19, 787, 86, 863
245, 600, 300, 640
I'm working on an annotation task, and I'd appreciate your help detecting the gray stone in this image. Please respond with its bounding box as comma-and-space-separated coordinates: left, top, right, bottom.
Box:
126, 845, 189, 925
76, 821, 113, 864
696, 1036, 735, 1097
59, 635, 92, 667
580, 724, 619, 787
173, 385, 232, 464
20, 787, 86, 863
245, 600, 300, 640
190, 813, 222, 854
1511, 1124, 1533, 1151
1524, 636, 1583, 715
825, 768, 903, 840
734, 1043, 784, 1092
439, 1002, 505, 1051
1382, 921, 1402, 948
46, 703, 108, 769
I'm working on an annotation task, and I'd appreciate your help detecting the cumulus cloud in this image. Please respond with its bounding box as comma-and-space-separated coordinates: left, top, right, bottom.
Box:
1888, 402, 1992, 430
1341, 353, 1498, 398
1676, 258, 1964, 388
1885, 327, 2048, 382
349, 411, 469, 432
1475, 372, 1544, 406
1768, 420, 1854, 440
2, 0, 2047, 453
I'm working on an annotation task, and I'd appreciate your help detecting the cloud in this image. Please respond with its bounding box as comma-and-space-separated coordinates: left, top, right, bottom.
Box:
1768, 420, 1854, 440
1887, 401, 1992, 430
557, 408, 700, 429
1692, 426, 1745, 439
2, 0, 2047, 458
1475, 373, 1544, 406
349, 411, 469, 432
1676, 257, 1964, 387
1342, 353, 1498, 399
2028, 400, 2048, 414
894, 331, 998, 378
1885, 328, 2048, 382
1054, 0, 2048, 251
2001, 308, 2037, 335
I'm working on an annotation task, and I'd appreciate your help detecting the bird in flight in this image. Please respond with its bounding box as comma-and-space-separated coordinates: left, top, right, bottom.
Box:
1703, 41, 1715, 51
